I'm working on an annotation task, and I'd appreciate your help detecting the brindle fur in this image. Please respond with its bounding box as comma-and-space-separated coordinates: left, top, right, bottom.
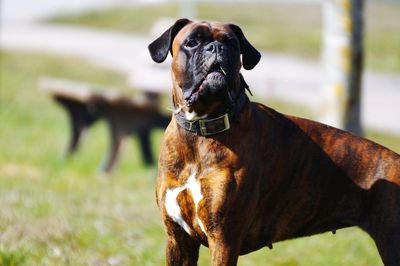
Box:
150, 20, 400, 266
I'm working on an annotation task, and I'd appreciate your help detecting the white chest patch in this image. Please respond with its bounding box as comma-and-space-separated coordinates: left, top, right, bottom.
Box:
164, 172, 207, 236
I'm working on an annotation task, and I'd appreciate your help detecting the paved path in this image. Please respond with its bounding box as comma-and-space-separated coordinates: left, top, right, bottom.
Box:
1, 8, 399, 135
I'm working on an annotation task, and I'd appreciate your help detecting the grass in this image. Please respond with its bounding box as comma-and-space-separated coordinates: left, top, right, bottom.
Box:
47, 2, 400, 73
1, 50, 399, 265
0, 50, 165, 265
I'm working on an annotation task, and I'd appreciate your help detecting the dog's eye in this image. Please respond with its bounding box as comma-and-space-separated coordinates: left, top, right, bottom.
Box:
185, 39, 199, 48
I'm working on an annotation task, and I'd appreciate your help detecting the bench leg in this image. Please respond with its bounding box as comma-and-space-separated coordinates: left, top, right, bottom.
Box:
138, 130, 154, 165
101, 121, 124, 173
66, 113, 85, 156
55, 98, 98, 158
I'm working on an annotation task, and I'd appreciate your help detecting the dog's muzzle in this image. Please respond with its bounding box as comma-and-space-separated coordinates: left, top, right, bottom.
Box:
184, 62, 228, 107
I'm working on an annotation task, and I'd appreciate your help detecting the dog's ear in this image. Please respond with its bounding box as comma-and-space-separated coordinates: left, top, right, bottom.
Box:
229, 24, 261, 70
148, 18, 192, 63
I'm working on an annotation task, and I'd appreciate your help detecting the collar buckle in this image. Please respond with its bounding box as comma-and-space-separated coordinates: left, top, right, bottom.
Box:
199, 113, 230, 136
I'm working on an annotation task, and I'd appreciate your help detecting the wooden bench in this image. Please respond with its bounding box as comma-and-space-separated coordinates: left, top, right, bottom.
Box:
39, 77, 170, 173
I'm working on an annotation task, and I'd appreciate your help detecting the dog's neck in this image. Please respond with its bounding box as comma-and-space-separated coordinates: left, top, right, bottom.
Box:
172, 74, 250, 136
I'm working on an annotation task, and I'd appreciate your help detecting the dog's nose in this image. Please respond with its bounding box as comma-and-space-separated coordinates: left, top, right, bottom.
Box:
205, 41, 224, 54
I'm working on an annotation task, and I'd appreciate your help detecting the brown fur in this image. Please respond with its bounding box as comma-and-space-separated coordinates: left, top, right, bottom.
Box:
152, 20, 400, 266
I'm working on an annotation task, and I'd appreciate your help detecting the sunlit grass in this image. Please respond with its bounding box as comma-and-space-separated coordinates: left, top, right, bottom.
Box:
48, 2, 400, 73
1, 50, 397, 265
0, 50, 165, 265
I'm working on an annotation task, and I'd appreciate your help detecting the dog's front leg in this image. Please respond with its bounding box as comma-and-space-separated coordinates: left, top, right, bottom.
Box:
165, 222, 200, 266
206, 210, 246, 266
208, 236, 241, 266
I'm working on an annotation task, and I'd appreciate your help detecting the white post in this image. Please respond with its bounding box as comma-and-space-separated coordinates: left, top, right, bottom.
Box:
320, 0, 364, 136
180, 0, 197, 19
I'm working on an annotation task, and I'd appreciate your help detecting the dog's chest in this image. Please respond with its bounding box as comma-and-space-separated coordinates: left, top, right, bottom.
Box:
164, 171, 207, 237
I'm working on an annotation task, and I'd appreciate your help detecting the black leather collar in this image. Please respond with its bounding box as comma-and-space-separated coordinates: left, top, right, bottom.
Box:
175, 112, 231, 136
174, 86, 248, 136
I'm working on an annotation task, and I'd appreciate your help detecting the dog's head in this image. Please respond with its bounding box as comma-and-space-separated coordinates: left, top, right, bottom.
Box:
149, 19, 260, 118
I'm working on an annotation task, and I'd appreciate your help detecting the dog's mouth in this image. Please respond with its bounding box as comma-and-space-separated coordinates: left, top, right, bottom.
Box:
184, 63, 227, 107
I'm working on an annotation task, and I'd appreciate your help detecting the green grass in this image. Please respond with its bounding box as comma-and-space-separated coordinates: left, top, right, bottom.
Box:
2, 50, 399, 265
0, 50, 165, 265
48, 3, 400, 73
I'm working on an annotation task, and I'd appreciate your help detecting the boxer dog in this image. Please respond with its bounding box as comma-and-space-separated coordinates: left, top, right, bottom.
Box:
148, 19, 400, 265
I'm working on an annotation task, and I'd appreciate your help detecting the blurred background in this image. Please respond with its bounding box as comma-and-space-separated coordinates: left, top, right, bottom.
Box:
1, 0, 399, 265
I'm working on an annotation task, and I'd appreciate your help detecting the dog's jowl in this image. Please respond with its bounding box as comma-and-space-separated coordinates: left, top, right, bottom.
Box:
148, 19, 400, 266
